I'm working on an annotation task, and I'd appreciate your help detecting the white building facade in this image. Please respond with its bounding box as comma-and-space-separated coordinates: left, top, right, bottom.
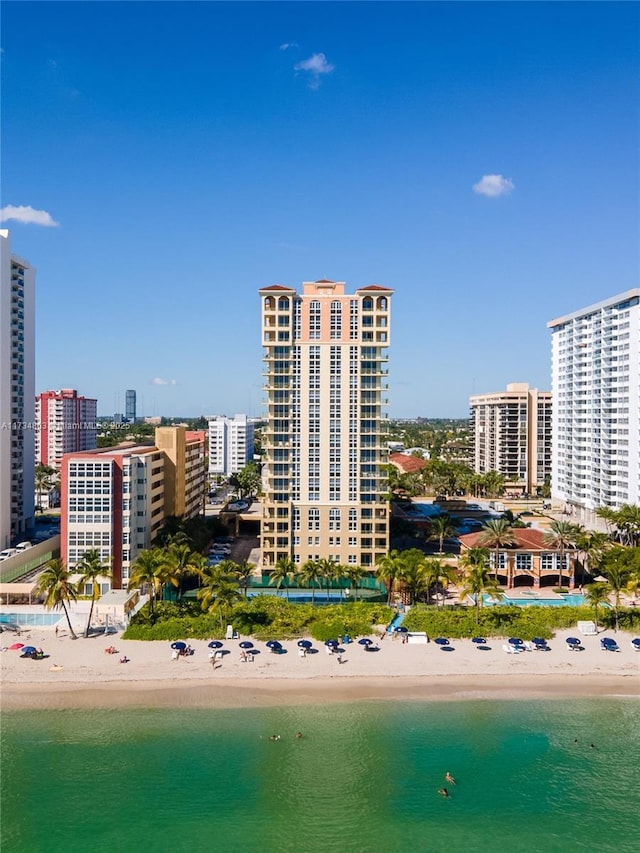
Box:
35, 388, 98, 468
259, 280, 392, 570
0, 230, 35, 548
548, 290, 640, 523
208, 414, 254, 476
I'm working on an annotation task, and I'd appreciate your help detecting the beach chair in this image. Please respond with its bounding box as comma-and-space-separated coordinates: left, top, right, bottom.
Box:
502, 644, 520, 655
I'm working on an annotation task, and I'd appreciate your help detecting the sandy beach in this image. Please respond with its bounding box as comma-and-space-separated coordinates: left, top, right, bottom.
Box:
1, 626, 638, 709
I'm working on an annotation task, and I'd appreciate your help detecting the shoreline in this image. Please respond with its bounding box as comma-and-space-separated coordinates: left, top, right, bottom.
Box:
2, 673, 638, 710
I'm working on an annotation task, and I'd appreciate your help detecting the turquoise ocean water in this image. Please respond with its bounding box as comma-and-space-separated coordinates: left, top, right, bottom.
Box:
2, 699, 639, 853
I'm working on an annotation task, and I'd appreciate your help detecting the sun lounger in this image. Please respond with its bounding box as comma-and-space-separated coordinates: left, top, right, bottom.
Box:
631, 639, 640, 651
502, 643, 522, 655
600, 638, 620, 652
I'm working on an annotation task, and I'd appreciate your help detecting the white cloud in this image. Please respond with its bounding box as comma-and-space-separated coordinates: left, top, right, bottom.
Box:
294, 52, 335, 88
280, 42, 298, 51
0, 205, 60, 226
151, 377, 178, 386
472, 174, 515, 197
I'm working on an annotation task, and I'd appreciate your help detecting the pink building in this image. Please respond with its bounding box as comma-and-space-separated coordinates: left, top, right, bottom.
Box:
35, 389, 97, 468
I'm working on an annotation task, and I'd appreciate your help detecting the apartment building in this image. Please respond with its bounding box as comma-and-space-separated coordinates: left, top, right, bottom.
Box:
0, 230, 35, 548
60, 427, 206, 588
470, 383, 552, 495
208, 414, 254, 476
548, 290, 640, 523
259, 279, 392, 571
35, 388, 97, 468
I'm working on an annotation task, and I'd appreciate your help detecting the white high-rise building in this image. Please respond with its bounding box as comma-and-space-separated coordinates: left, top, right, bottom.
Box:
208, 414, 254, 476
470, 383, 552, 495
35, 388, 98, 468
548, 289, 640, 524
259, 280, 392, 571
0, 230, 35, 548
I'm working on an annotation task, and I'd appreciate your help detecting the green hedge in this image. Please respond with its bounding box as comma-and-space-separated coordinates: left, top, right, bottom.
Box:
123, 597, 393, 642
402, 605, 639, 640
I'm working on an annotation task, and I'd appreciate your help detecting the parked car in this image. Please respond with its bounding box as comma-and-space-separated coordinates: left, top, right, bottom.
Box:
15, 542, 32, 551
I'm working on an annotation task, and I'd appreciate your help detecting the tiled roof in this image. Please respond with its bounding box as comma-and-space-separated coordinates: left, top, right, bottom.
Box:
260, 284, 295, 291
389, 452, 428, 474
459, 528, 549, 551
314, 279, 337, 283
357, 284, 393, 291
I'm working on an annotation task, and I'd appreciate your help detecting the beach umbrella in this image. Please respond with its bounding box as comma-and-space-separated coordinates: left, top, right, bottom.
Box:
325, 640, 339, 647
472, 637, 486, 644
208, 641, 223, 649
601, 637, 616, 646
9, 643, 24, 650
266, 640, 282, 649
239, 641, 254, 649
566, 637, 581, 645
508, 638, 524, 646
632, 638, 640, 648
171, 641, 187, 650
21, 646, 37, 655
532, 637, 547, 645
358, 638, 373, 646
396, 626, 408, 633
297, 640, 312, 649
434, 637, 450, 646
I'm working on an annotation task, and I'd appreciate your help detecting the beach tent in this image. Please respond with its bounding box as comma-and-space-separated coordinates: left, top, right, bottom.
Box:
578, 621, 597, 635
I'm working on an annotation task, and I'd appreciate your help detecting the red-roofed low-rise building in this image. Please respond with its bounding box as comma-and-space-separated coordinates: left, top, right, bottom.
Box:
459, 527, 575, 589
389, 452, 428, 475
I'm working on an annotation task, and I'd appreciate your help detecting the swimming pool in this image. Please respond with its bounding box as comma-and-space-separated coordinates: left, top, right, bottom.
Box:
0, 612, 62, 627
480, 593, 596, 608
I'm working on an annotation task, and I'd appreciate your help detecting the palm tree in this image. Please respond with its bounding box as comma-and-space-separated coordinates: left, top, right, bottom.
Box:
543, 520, 579, 589
270, 557, 296, 601
399, 560, 430, 605
344, 564, 367, 602
422, 558, 457, 606
197, 564, 242, 631
601, 562, 630, 632
376, 551, 405, 605
34, 464, 56, 510
585, 582, 610, 631
75, 549, 111, 638
160, 543, 203, 603
36, 558, 78, 639
459, 564, 503, 624
128, 547, 165, 622
574, 531, 610, 581
478, 519, 516, 581
317, 558, 338, 602
235, 560, 255, 598
428, 515, 458, 554
300, 559, 322, 604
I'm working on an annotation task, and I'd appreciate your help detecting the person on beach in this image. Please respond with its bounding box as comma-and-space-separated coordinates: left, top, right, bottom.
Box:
438, 788, 449, 798
445, 772, 456, 785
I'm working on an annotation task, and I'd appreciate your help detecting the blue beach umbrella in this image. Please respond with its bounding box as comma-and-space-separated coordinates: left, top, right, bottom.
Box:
239, 641, 254, 649
208, 641, 223, 649
22, 646, 37, 655
632, 638, 640, 648
396, 626, 408, 633
297, 640, 312, 649
508, 638, 524, 646
532, 637, 547, 646
325, 640, 339, 647
472, 637, 486, 644
434, 637, 449, 646
266, 640, 282, 649
171, 642, 187, 650
566, 637, 581, 645
358, 638, 372, 646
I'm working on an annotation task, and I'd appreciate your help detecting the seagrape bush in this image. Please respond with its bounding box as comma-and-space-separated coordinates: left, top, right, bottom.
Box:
124, 597, 393, 642
403, 605, 609, 641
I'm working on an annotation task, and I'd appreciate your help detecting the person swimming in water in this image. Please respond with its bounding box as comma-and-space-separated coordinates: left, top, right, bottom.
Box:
438, 788, 449, 798
445, 772, 456, 785
295, 732, 303, 739
268, 734, 281, 741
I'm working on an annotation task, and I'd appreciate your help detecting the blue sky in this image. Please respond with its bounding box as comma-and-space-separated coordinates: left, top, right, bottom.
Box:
2, 1, 638, 418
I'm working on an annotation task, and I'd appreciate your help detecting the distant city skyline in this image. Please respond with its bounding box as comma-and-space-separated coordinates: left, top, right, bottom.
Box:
2, 2, 637, 418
